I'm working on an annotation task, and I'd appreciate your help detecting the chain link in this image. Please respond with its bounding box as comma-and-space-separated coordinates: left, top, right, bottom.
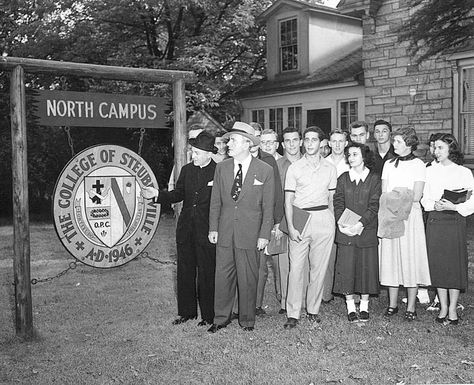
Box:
64, 126, 75, 157
139, 251, 176, 265
138, 127, 146, 156
31, 261, 78, 285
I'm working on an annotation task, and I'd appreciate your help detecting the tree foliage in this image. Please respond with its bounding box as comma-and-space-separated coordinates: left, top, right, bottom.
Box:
0, 0, 272, 217
399, 0, 474, 62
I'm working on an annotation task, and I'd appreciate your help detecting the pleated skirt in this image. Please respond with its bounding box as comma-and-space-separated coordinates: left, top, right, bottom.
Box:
379, 203, 431, 287
333, 245, 380, 295
426, 211, 468, 291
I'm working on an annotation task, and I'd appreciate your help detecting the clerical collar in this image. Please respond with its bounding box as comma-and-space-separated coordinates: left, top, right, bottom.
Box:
390, 152, 416, 168
349, 167, 369, 185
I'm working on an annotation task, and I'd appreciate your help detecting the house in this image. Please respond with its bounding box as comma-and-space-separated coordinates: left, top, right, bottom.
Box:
238, 0, 474, 166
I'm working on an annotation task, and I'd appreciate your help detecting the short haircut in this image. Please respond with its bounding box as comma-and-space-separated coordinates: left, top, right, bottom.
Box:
249, 122, 262, 132
303, 126, 325, 140
349, 120, 369, 132
261, 129, 278, 139
428, 132, 444, 144
392, 126, 419, 152
329, 129, 348, 140
373, 119, 392, 132
344, 142, 375, 170
282, 126, 301, 139
437, 133, 464, 165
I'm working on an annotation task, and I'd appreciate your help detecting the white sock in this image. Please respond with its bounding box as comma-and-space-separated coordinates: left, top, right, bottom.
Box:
360, 299, 369, 312
417, 288, 430, 303
346, 299, 356, 314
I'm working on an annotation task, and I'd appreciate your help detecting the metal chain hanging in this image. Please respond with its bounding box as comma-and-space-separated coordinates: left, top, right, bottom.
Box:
138, 127, 146, 156
64, 126, 75, 157
31, 261, 78, 285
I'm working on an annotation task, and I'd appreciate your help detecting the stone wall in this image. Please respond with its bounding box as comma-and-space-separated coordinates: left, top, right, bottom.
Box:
360, 0, 453, 154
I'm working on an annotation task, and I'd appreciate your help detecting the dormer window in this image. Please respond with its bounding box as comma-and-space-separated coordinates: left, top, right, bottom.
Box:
280, 18, 298, 72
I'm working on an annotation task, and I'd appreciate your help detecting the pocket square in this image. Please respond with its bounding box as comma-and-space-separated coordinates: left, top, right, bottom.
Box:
253, 179, 263, 185
207, 181, 214, 186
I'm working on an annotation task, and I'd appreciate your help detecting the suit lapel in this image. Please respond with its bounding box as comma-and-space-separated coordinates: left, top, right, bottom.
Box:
237, 157, 257, 202
224, 159, 234, 197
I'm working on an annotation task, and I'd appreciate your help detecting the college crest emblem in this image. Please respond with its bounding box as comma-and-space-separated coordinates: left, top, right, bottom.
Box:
52, 145, 160, 268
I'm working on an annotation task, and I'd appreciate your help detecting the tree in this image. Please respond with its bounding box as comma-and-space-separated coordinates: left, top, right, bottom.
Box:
399, 0, 474, 62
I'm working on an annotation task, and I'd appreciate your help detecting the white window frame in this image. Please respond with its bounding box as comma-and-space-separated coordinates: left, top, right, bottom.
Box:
338, 99, 358, 131
279, 18, 298, 72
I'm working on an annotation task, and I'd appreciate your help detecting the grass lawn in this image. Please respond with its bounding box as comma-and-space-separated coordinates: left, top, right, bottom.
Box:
1, 214, 473, 384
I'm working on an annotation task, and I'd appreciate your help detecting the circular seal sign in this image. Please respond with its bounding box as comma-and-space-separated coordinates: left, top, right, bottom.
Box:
52, 145, 160, 268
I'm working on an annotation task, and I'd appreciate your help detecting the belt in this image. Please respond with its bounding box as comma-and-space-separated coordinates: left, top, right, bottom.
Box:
302, 205, 328, 211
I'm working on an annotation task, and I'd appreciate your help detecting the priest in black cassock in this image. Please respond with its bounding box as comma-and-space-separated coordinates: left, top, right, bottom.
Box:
142, 130, 217, 326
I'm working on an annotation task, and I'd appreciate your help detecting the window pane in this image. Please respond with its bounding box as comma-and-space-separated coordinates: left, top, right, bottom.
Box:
461, 67, 474, 154
280, 18, 297, 72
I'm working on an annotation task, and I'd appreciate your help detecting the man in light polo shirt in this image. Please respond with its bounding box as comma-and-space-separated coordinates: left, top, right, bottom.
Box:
283, 126, 337, 329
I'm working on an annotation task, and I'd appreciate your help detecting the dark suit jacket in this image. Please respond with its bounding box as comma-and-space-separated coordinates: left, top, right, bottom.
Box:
257, 149, 284, 224
209, 156, 275, 249
157, 160, 216, 244
333, 171, 381, 248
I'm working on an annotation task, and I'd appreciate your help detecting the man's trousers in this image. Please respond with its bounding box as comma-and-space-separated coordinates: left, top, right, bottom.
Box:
176, 239, 216, 322
214, 245, 259, 328
286, 209, 335, 319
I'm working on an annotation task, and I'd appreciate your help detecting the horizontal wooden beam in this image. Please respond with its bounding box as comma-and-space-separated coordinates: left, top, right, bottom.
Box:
0, 57, 197, 83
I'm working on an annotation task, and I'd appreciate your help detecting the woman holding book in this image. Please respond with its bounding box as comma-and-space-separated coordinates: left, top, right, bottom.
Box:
333, 142, 381, 322
421, 134, 474, 325
378, 126, 431, 321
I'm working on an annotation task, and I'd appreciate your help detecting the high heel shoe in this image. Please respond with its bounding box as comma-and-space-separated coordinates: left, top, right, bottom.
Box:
443, 318, 459, 326
384, 306, 398, 317
435, 316, 446, 324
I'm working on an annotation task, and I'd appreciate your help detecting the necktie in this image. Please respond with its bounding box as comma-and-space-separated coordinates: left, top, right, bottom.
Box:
231, 163, 243, 201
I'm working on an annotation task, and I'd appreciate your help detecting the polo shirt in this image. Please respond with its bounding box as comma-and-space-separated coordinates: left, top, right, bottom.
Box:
285, 155, 337, 209
325, 155, 350, 178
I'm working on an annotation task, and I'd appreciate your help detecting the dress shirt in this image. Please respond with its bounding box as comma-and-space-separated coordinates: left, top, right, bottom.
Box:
233, 154, 252, 181
326, 155, 350, 177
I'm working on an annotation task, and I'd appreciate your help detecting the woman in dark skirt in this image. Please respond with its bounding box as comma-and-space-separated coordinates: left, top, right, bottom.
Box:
421, 134, 474, 325
333, 143, 381, 322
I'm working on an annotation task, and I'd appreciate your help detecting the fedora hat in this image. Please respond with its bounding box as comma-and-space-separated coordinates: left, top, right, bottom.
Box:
188, 131, 218, 154
223, 122, 260, 146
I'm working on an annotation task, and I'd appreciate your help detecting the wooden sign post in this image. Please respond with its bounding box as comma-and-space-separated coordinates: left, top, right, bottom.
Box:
0, 56, 196, 339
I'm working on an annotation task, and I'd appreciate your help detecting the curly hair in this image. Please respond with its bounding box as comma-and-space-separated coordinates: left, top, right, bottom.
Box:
392, 126, 419, 152
344, 142, 375, 170
437, 133, 464, 165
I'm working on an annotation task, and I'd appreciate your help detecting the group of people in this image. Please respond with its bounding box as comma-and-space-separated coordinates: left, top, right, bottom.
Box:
142, 119, 473, 332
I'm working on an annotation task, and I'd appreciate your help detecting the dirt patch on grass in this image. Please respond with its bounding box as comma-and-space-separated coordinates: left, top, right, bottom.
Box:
1, 214, 473, 384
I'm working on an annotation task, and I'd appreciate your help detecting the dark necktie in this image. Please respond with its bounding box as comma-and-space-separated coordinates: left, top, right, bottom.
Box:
231, 163, 243, 201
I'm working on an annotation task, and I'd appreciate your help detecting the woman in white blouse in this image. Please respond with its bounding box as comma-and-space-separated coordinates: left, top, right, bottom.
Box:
421, 134, 474, 325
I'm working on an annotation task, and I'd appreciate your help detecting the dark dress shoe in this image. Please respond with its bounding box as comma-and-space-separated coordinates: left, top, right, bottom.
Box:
283, 317, 298, 329
255, 307, 266, 316
435, 316, 446, 324
359, 311, 369, 322
384, 306, 398, 317
307, 313, 321, 323
347, 312, 358, 323
278, 308, 287, 315
197, 319, 212, 327
172, 315, 196, 325
242, 326, 254, 331
443, 318, 459, 326
207, 324, 227, 333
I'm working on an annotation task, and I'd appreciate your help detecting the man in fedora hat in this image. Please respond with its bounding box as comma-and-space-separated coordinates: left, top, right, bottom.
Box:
142, 131, 218, 327
208, 122, 275, 332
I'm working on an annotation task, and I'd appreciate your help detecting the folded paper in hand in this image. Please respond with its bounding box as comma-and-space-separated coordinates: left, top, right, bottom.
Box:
337, 208, 361, 227
441, 189, 471, 204
266, 233, 288, 255
279, 206, 310, 234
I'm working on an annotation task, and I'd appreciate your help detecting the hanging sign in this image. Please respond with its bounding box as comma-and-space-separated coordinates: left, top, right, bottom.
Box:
52, 145, 160, 268
31, 90, 167, 128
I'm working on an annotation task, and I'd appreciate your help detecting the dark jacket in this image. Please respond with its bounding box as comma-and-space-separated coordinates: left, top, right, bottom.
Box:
373, 144, 396, 176
334, 171, 381, 248
257, 149, 284, 225
157, 160, 216, 244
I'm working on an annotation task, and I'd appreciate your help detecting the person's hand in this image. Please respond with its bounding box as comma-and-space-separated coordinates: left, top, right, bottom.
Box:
257, 238, 269, 250
288, 227, 302, 243
434, 199, 456, 211
208, 231, 218, 244
339, 224, 356, 237
141, 186, 158, 200
273, 224, 284, 240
